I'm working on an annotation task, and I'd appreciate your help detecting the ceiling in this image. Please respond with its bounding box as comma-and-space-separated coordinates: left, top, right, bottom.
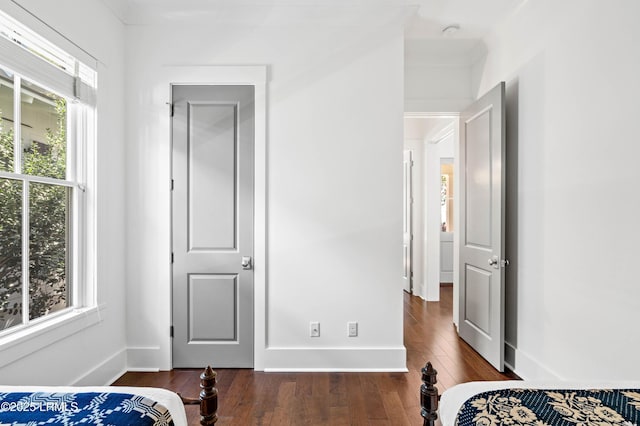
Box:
100, 0, 525, 39
404, 116, 454, 141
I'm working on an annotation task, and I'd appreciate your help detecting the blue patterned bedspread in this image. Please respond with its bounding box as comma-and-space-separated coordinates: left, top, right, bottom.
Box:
456, 388, 640, 425
0, 392, 174, 425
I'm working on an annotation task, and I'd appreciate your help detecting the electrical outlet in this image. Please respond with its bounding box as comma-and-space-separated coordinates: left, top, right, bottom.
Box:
310, 321, 320, 337
348, 321, 358, 337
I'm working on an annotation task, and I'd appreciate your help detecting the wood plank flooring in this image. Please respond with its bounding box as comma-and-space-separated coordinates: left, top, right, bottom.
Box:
112, 286, 519, 425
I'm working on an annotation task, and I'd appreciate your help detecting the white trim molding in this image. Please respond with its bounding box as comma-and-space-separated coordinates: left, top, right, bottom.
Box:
71, 349, 127, 386
507, 344, 562, 381
262, 347, 407, 372
0, 305, 104, 370
127, 346, 162, 372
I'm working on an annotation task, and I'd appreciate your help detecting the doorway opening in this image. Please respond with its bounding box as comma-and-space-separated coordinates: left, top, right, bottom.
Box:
403, 113, 458, 303
440, 158, 454, 284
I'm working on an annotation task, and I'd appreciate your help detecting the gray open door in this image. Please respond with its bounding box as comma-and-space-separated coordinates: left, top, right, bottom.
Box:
458, 82, 506, 372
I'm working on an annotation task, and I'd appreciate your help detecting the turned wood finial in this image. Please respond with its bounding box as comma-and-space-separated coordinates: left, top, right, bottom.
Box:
420, 362, 439, 426
199, 366, 218, 425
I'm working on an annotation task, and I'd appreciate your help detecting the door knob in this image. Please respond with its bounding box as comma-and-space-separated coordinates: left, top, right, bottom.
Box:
241, 256, 252, 270
488, 256, 509, 269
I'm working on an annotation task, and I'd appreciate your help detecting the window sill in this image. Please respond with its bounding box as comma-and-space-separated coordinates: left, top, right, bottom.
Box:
0, 304, 105, 370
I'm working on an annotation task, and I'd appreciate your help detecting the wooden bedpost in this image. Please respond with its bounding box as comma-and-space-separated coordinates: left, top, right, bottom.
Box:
199, 366, 218, 425
179, 366, 219, 424
421, 362, 439, 426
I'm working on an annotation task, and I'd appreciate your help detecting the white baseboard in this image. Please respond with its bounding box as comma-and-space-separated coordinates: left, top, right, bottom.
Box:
261, 347, 407, 372
414, 282, 426, 301
505, 341, 517, 371
126, 367, 161, 372
127, 346, 162, 371
124, 346, 407, 372
508, 345, 561, 381
70, 349, 127, 386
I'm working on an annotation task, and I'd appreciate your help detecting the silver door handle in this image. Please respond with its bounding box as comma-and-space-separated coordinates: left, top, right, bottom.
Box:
488, 256, 509, 269
241, 256, 252, 270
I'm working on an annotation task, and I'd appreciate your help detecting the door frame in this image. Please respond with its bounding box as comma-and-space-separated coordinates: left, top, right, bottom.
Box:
404, 113, 459, 317
425, 121, 457, 303
165, 65, 267, 370
403, 150, 414, 294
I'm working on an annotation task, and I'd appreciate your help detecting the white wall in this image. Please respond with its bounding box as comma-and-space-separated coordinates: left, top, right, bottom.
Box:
0, 0, 127, 384
125, 14, 406, 371
475, 0, 640, 380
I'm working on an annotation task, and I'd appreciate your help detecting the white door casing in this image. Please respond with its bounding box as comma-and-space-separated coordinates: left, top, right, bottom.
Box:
171, 84, 255, 368
458, 82, 506, 372
403, 150, 413, 294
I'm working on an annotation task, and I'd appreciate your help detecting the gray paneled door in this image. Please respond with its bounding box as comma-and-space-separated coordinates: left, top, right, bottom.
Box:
171, 85, 254, 368
458, 82, 506, 372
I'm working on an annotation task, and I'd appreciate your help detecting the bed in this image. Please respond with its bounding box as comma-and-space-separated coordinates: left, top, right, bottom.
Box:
0, 366, 217, 426
420, 362, 640, 426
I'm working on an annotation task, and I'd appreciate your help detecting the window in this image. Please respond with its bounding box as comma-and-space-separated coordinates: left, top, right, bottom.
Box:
0, 10, 96, 336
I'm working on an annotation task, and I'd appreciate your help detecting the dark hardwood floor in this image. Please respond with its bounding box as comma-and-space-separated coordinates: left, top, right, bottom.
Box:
112, 286, 518, 425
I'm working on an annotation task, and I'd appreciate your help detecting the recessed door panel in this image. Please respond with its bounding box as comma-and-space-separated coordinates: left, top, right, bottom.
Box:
465, 110, 492, 249
464, 265, 492, 335
440, 235, 454, 283
188, 103, 237, 251
188, 274, 237, 342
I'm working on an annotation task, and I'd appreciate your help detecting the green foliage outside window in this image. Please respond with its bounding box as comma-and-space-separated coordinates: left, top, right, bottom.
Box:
0, 99, 69, 330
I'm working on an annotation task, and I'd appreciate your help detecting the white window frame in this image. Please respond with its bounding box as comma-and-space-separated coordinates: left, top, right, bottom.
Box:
0, 7, 99, 367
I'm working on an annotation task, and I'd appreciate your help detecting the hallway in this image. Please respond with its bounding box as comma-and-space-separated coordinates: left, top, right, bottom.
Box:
404, 286, 517, 392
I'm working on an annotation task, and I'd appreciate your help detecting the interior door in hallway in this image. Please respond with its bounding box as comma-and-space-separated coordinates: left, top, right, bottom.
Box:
458, 82, 506, 372
171, 85, 255, 368
403, 150, 413, 293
